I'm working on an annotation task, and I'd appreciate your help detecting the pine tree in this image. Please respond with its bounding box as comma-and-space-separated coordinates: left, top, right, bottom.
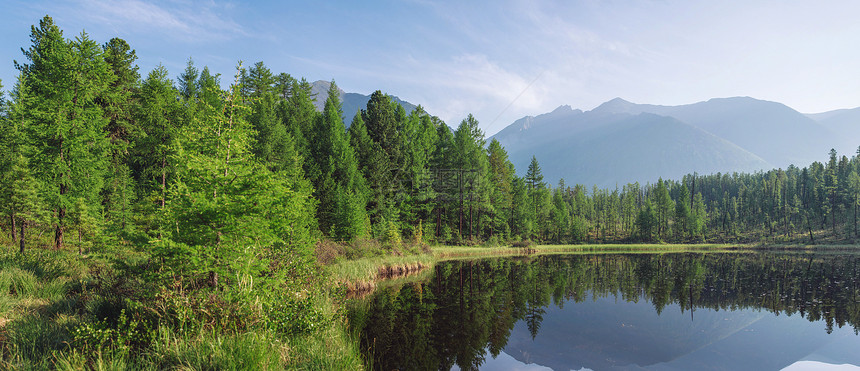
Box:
487, 139, 514, 237
311, 81, 369, 240
100, 37, 140, 235
525, 156, 546, 238
452, 114, 490, 240
675, 184, 691, 239
17, 17, 113, 250
132, 65, 181, 219
177, 58, 199, 100
350, 111, 393, 233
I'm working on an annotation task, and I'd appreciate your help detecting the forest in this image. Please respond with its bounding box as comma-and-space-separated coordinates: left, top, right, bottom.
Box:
4, 17, 860, 257
0, 15, 859, 368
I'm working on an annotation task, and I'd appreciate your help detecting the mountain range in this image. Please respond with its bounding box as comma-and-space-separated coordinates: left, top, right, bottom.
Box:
491, 97, 859, 187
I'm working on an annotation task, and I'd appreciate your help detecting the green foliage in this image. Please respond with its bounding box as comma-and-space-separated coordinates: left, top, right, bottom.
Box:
156, 63, 316, 287
16, 16, 114, 250
384, 219, 403, 247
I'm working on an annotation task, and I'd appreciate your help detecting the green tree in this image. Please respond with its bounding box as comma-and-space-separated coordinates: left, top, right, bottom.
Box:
5, 154, 47, 253
675, 184, 691, 239
131, 64, 182, 232
635, 200, 657, 241
551, 184, 570, 242
350, 111, 392, 234
653, 179, 673, 239
525, 156, 548, 239
313, 81, 369, 240
157, 64, 316, 289
17, 17, 113, 250
100, 38, 140, 235
177, 57, 199, 99
452, 114, 490, 240
487, 139, 514, 238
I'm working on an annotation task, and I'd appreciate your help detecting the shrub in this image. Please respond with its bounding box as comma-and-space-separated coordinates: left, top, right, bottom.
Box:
315, 239, 345, 265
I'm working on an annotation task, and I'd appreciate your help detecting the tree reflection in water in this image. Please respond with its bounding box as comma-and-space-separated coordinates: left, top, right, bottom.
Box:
348, 253, 860, 370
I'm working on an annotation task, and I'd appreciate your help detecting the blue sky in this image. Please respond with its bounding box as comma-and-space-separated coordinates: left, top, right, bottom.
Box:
2, 0, 860, 135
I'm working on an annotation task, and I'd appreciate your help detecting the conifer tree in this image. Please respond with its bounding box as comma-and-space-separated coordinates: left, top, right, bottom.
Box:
675, 184, 691, 238
100, 37, 140, 235
132, 65, 181, 217
452, 114, 490, 240
312, 81, 368, 240
487, 139, 514, 237
177, 57, 199, 100
17, 17, 113, 250
350, 110, 393, 233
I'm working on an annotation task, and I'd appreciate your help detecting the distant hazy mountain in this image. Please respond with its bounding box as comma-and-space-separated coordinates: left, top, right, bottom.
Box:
310, 80, 418, 125
808, 107, 860, 155
491, 104, 770, 187
592, 97, 836, 168
491, 97, 851, 186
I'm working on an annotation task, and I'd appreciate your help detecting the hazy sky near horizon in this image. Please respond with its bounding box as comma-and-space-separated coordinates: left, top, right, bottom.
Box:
2, 0, 859, 135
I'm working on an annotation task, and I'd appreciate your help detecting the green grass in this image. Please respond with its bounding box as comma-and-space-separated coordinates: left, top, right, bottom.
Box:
327, 253, 434, 284
0, 243, 365, 371
283, 291, 363, 370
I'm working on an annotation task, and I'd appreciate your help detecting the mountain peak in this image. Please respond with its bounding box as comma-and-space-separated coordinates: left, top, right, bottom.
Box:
592, 97, 637, 114
551, 104, 574, 113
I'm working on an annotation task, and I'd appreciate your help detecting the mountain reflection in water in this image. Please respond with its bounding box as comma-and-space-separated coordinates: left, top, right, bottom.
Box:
348, 253, 860, 371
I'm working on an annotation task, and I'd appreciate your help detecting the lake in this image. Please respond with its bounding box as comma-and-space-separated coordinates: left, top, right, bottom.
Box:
347, 252, 860, 371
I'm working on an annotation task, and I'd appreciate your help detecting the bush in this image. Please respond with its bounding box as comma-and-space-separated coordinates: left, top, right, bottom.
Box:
384, 220, 402, 247
315, 239, 346, 265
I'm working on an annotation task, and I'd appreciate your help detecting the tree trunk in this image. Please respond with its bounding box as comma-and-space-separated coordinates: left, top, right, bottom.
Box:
458, 171, 463, 238
10, 211, 16, 242
55, 205, 65, 250
469, 198, 473, 240
56, 138, 66, 250
19, 220, 25, 254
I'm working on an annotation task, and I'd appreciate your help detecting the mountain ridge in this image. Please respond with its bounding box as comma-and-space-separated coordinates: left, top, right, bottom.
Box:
491, 96, 852, 187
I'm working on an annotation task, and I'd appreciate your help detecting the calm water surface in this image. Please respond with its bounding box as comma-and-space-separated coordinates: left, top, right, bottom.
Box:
348, 252, 860, 371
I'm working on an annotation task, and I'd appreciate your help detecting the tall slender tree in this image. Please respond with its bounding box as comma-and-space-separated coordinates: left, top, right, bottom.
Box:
17, 17, 113, 250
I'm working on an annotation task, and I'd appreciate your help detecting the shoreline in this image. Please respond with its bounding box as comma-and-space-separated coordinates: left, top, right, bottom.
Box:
328, 243, 860, 291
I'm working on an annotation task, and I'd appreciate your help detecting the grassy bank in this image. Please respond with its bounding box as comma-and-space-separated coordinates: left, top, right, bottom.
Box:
0, 244, 364, 370
326, 243, 746, 285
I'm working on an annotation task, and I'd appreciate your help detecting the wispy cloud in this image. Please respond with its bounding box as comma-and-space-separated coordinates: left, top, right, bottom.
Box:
73, 0, 247, 41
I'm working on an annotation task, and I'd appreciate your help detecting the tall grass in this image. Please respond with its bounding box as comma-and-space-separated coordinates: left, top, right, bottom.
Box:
0, 243, 365, 371
283, 290, 363, 370
327, 253, 434, 283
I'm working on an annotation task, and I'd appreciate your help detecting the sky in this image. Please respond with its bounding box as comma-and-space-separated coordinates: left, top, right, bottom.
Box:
2, 0, 860, 136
